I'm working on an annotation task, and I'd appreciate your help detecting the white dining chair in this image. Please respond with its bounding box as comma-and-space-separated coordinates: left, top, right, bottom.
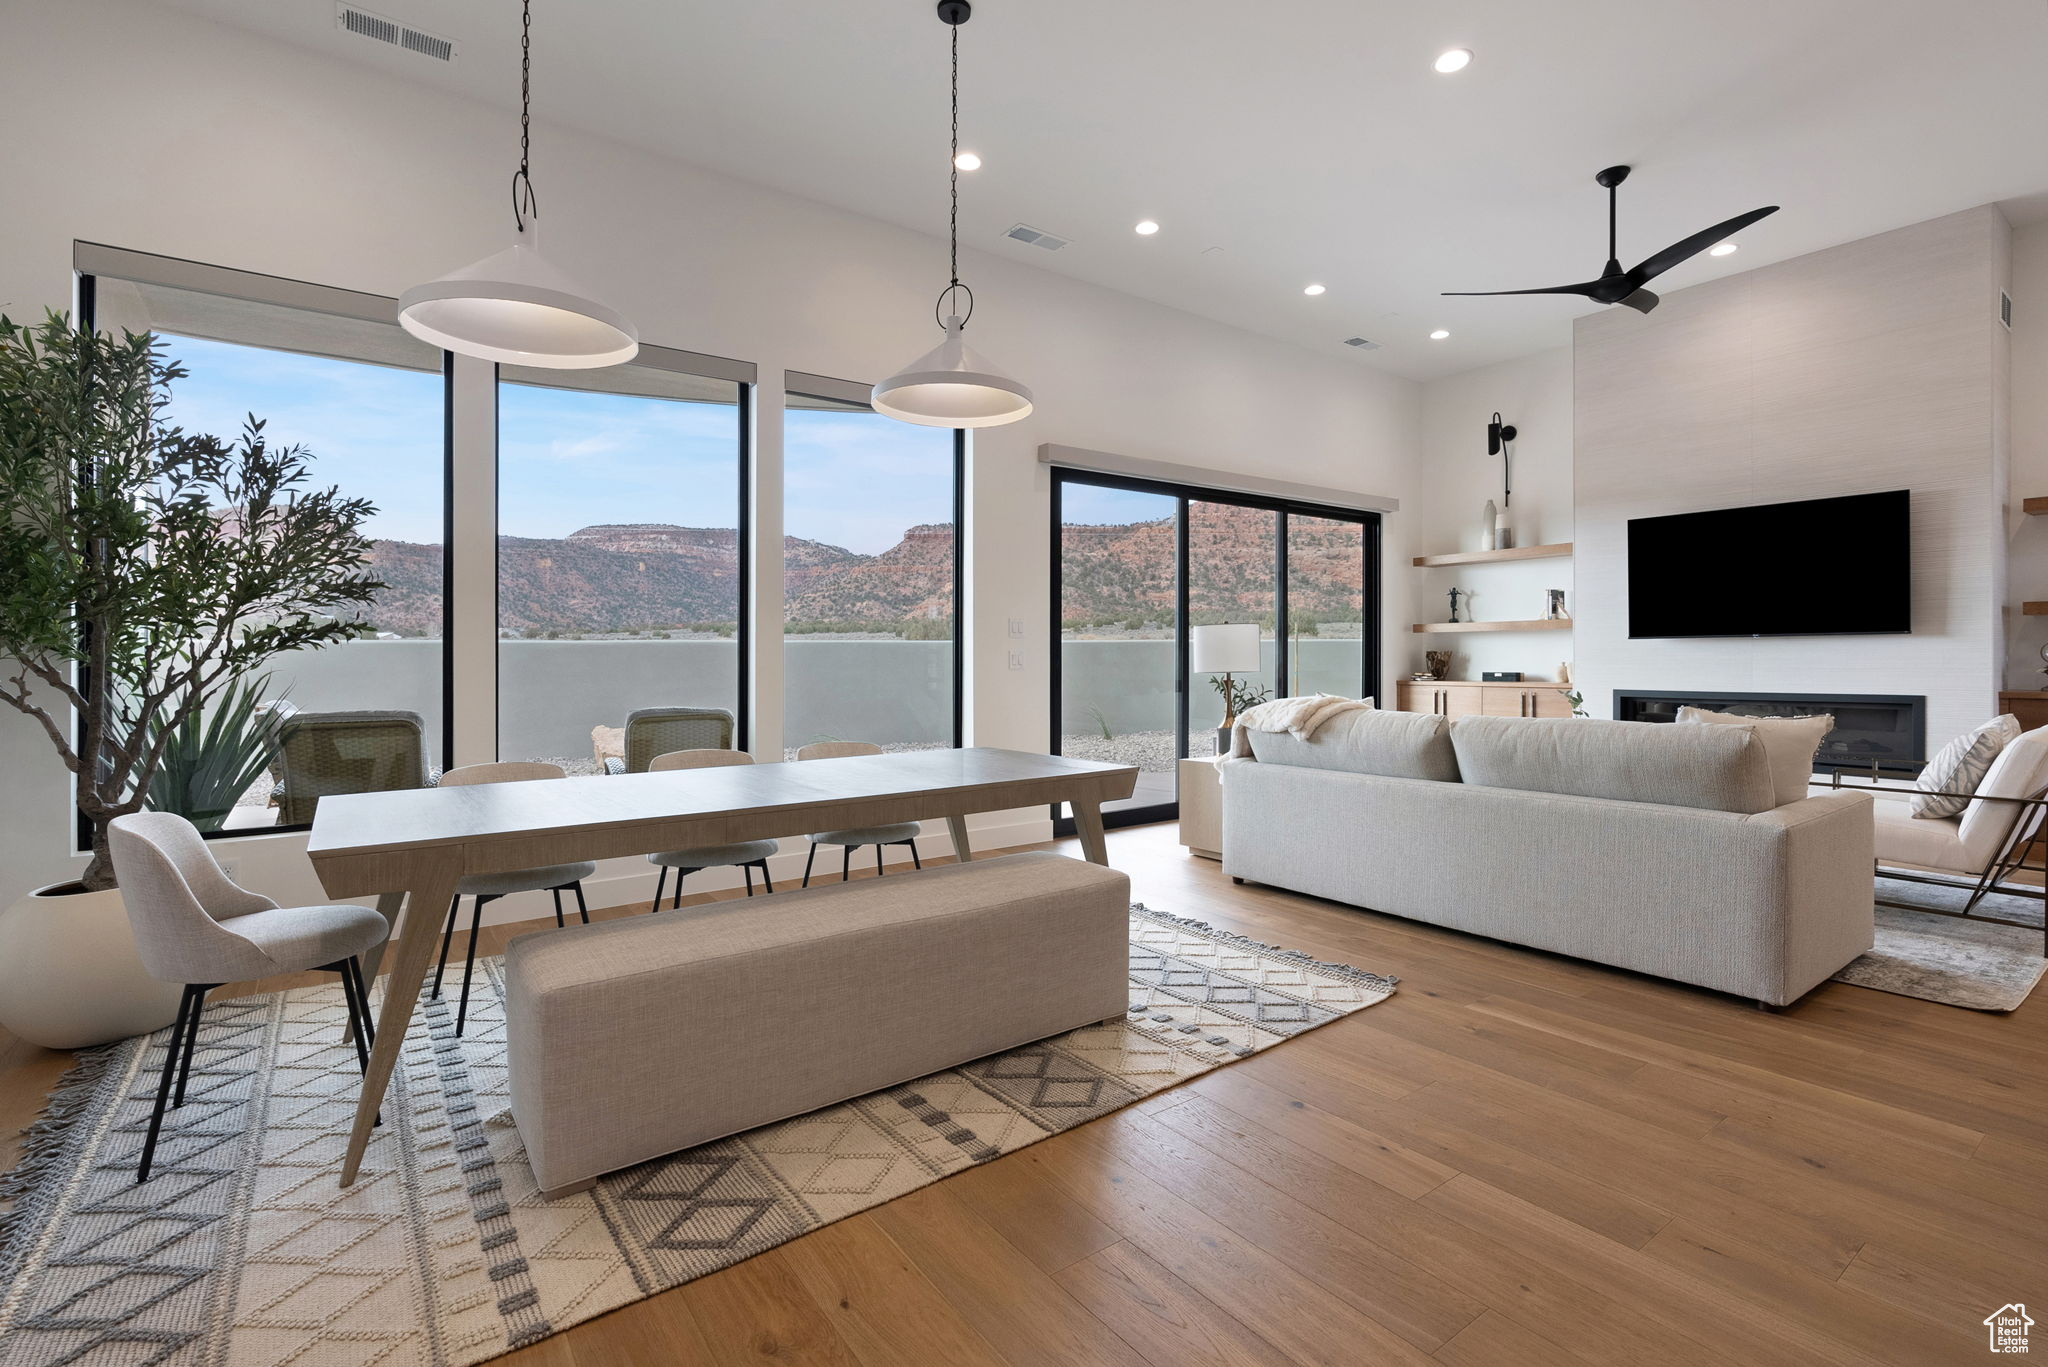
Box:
108, 811, 389, 1183
431, 762, 597, 1036
644, 749, 780, 908
793, 741, 923, 886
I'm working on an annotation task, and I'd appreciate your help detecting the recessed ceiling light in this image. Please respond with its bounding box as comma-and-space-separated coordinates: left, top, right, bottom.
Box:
1134, 220, 1160, 236
953, 151, 982, 171
1709, 241, 1738, 257
1433, 47, 1472, 74
1429, 329, 1450, 340
1303, 283, 1326, 296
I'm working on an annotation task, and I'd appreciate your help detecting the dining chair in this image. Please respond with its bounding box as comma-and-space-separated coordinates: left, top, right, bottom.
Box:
603, 707, 735, 775
108, 811, 388, 1183
271, 709, 433, 825
644, 749, 779, 909
793, 741, 923, 886
430, 762, 596, 1036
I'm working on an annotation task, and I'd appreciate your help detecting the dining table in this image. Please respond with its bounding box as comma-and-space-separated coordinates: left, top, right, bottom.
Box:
306, 745, 1139, 1186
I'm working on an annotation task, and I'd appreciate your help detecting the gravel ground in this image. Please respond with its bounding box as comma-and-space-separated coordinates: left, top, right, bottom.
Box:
1056, 729, 1194, 772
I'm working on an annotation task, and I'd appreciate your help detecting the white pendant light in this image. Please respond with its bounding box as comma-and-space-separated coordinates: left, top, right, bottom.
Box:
873, 1, 1032, 428
399, 0, 636, 369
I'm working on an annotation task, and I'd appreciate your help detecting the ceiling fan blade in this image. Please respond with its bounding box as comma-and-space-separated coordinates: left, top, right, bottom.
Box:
1441, 281, 1605, 299
1626, 206, 1778, 285
1618, 288, 1659, 314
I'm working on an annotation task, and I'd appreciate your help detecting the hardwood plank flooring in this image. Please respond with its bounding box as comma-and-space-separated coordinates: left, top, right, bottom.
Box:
5, 822, 2045, 1366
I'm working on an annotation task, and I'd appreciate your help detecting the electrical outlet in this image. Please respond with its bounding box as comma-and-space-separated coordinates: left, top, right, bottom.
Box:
218, 859, 240, 883
1007, 618, 1026, 638
1007, 651, 1025, 671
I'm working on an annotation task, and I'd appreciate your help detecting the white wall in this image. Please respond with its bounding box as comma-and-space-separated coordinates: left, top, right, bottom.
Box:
0, 0, 1421, 914
1571, 206, 2010, 749
1413, 348, 1574, 683
2006, 220, 2048, 690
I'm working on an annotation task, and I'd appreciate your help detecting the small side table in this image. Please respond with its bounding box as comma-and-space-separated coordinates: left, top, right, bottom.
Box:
1178, 755, 1224, 860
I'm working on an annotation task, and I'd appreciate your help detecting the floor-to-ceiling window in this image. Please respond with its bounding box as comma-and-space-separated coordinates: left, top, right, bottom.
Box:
497, 351, 750, 767
782, 377, 962, 758
1052, 468, 1379, 827
84, 252, 449, 833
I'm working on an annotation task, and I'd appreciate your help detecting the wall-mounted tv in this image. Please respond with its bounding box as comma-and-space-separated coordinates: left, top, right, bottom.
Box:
1627, 489, 1911, 639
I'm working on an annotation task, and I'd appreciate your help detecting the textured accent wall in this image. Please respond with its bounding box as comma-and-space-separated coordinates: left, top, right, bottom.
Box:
1573, 206, 2011, 751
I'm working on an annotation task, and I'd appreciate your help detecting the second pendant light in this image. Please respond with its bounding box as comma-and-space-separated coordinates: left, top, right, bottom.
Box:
873, 1, 1033, 429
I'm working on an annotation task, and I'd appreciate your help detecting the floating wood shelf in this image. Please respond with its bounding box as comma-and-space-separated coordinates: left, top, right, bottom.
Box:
1412, 541, 1573, 568
2025, 602, 2048, 616
2025, 498, 2048, 515
1411, 618, 1574, 634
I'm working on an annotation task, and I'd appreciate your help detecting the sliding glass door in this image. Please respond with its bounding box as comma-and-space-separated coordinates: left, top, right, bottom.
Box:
1051, 470, 1379, 829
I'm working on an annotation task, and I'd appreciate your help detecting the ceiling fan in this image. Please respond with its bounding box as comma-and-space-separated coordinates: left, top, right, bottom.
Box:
1443, 165, 1777, 315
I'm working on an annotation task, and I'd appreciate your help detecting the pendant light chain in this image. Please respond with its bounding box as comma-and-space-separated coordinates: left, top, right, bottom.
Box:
949, 21, 959, 294
512, 0, 537, 232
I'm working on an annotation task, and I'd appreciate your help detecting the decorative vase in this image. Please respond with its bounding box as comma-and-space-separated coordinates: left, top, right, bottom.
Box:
0, 880, 183, 1048
1481, 500, 1497, 552
1494, 507, 1514, 550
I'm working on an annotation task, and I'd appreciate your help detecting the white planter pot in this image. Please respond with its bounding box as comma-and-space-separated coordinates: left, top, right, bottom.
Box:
0, 880, 183, 1049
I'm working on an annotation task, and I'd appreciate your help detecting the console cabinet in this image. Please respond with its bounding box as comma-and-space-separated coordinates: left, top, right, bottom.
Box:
1396, 680, 1573, 719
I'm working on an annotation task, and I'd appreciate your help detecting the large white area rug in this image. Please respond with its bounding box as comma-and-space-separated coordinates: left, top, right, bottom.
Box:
0, 905, 1394, 1367
1832, 874, 2046, 1011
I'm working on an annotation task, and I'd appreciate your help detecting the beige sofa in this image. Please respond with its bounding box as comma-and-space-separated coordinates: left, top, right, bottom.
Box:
505, 851, 1131, 1196
1221, 712, 1874, 1007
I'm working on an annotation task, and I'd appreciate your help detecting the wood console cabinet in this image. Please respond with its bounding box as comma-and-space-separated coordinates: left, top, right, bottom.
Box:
1395, 680, 1573, 719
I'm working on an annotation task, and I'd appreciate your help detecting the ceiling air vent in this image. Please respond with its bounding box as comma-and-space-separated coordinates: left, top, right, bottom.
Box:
1342, 337, 1381, 350
337, 4, 456, 61
1005, 224, 1070, 252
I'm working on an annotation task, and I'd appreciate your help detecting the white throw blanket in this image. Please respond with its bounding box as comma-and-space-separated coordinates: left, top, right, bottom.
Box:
1228, 694, 1375, 757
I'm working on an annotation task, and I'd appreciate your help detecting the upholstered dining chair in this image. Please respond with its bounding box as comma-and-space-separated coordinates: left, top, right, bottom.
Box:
644, 749, 779, 909
108, 812, 388, 1184
604, 707, 735, 775
793, 741, 923, 886
431, 762, 596, 1036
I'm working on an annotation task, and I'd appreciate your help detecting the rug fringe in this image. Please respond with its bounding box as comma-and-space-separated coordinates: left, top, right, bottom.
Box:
0, 1040, 129, 1279
1131, 902, 1398, 992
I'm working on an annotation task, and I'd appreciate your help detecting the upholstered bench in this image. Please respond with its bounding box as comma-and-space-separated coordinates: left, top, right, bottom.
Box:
504, 850, 1132, 1197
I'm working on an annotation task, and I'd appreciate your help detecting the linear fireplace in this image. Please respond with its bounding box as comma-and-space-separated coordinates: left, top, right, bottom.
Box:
1612, 690, 1927, 777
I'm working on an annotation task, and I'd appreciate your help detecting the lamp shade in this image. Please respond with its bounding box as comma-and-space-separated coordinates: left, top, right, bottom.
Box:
872, 316, 1033, 428
399, 240, 637, 369
1190, 622, 1261, 675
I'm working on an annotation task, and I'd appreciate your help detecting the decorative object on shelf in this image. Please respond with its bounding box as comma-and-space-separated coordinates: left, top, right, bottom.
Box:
1481, 498, 1498, 551
1560, 661, 1575, 684
1447, 586, 1468, 622
0, 314, 383, 1045
398, 0, 637, 368
1546, 588, 1570, 620
2038, 642, 2048, 677
1424, 649, 1453, 680
1192, 622, 1266, 754
1443, 164, 1778, 316
1482, 671, 1523, 683
873, 1, 1033, 428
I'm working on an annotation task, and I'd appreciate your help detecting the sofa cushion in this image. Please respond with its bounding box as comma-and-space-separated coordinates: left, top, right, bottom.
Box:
1246, 707, 1459, 782
1449, 715, 1777, 814
1676, 707, 1833, 807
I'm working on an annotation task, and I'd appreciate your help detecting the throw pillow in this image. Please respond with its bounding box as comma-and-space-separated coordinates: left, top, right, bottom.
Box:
1675, 707, 1835, 807
1913, 714, 2022, 819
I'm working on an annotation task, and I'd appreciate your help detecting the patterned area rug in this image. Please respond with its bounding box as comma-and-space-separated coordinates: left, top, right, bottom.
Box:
0, 905, 1394, 1366
1834, 902, 2047, 1012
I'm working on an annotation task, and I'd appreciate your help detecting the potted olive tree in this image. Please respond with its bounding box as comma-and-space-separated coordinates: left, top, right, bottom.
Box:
0, 313, 382, 1047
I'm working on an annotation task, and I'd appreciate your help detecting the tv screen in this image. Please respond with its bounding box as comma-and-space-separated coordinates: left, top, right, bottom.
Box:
1627, 490, 1911, 638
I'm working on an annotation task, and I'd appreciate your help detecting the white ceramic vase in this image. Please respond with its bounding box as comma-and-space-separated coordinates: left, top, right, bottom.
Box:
0, 880, 183, 1049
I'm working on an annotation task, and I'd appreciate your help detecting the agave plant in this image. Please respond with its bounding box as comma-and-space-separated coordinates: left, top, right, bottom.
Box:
144, 674, 289, 832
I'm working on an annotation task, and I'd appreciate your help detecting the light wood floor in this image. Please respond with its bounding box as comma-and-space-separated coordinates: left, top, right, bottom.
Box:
5, 823, 2046, 1366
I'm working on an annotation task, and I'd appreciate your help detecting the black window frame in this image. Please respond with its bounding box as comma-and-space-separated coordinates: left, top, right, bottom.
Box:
74, 246, 456, 844
1048, 466, 1381, 833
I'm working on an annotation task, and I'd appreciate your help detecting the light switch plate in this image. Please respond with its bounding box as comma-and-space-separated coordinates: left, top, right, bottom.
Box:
1007, 618, 1026, 637
1007, 651, 1024, 671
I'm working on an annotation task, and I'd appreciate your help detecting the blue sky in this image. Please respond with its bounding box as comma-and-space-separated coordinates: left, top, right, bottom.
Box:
160, 335, 964, 556
1061, 482, 1174, 527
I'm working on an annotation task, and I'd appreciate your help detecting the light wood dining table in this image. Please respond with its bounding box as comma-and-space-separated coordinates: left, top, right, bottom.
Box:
306, 746, 1138, 1186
